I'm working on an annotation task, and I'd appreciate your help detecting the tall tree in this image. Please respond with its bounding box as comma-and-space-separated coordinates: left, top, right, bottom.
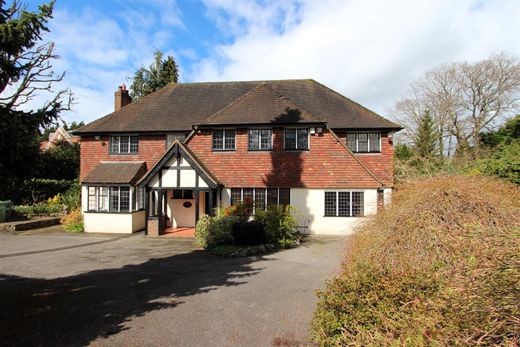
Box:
0, 0, 71, 199
414, 110, 437, 158
129, 50, 179, 100
394, 54, 520, 158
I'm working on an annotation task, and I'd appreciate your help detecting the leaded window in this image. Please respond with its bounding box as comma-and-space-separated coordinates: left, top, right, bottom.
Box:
120, 187, 130, 212
345, 133, 381, 152
230, 188, 291, 214
88, 186, 97, 211
325, 191, 364, 217
109, 135, 139, 154
249, 129, 272, 150
213, 129, 235, 150
285, 128, 308, 150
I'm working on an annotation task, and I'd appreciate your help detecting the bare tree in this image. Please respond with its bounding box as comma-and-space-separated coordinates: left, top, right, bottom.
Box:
393, 54, 520, 157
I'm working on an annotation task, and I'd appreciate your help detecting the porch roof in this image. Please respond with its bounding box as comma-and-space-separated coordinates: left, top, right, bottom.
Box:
137, 141, 220, 189
82, 161, 147, 185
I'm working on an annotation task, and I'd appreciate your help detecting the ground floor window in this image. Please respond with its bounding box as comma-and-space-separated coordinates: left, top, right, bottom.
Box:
230, 188, 290, 214
324, 191, 364, 217
86, 185, 139, 213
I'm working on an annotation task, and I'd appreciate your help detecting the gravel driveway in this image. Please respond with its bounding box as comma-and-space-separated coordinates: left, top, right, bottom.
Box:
0, 232, 346, 346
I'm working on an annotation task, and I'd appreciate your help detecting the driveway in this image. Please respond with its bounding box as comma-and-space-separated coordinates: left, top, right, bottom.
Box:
0, 232, 346, 347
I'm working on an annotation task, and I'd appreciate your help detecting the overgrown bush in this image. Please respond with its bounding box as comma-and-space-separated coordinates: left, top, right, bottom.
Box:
23, 178, 74, 203
232, 220, 268, 246
312, 175, 520, 345
61, 209, 83, 232
255, 205, 300, 247
195, 214, 212, 248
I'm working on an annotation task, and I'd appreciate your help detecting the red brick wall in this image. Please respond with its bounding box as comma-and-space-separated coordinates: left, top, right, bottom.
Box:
186, 129, 381, 188
80, 135, 166, 180
335, 131, 394, 186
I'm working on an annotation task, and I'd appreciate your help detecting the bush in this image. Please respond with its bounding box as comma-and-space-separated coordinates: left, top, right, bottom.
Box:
14, 202, 62, 217
255, 205, 300, 246
195, 214, 237, 248
61, 209, 83, 232
23, 178, 74, 203
60, 179, 80, 211
232, 220, 268, 246
312, 175, 520, 345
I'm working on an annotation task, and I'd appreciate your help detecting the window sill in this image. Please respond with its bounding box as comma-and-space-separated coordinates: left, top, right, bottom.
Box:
211, 149, 236, 152
109, 152, 139, 156
84, 210, 140, 214
323, 215, 364, 217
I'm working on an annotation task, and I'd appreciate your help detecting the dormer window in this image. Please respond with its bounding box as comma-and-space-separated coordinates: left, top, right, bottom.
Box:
212, 129, 235, 151
110, 135, 139, 154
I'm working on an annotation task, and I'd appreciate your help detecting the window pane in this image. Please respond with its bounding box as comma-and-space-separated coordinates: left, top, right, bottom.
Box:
243, 188, 254, 215
369, 133, 380, 152
358, 133, 368, 152
166, 132, 185, 147
213, 130, 223, 150
254, 188, 266, 212
285, 129, 296, 150
109, 186, 119, 212
249, 129, 259, 150
325, 192, 337, 216
297, 128, 308, 149
352, 192, 364, 217
130, 136, 139, 153
267, 188, 278, 206
110, 136, 119, 153
136, 187, 144, 210
99, 186, 108, 211
224, 130, 235, 149
346, 133, 356, 151
231, 188, 242, 206
120, 186, 130, 212
261, 129, 272, 150
338, 191, 351, 216
279, 188, 290, 205
88, 186, 97, 211
120, 136, 129, 153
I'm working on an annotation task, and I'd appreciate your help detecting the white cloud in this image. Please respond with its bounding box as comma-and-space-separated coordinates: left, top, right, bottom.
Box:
191, 0, 520, 117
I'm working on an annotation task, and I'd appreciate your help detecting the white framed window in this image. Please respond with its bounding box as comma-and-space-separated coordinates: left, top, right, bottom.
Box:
284, 128, 309, 150
324, 191, 364, 217
249, 128, 272, 150
212, 129, 235, 151
110, 135, 139, 154
87, 185, 135, 213
346, 133, 381, 153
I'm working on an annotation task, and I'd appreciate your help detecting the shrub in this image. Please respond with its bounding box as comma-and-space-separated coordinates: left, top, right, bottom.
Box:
14, 202, 62, 217
60, 180, 80, 211
312, 175, 520, 345
255, 205, 299, 246
23, 178, 74, 203
232, 220, 268, 246
61, 209, 83, 233
195, 214, 237, 248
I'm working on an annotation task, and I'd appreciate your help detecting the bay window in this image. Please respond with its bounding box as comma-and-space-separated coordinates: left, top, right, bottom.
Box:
86, 185, 141, 213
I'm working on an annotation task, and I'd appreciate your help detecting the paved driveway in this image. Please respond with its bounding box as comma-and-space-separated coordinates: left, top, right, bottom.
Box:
0, 232, 346, 347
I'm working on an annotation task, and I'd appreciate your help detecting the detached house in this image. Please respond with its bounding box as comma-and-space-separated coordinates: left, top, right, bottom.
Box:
74, 80, 401, 236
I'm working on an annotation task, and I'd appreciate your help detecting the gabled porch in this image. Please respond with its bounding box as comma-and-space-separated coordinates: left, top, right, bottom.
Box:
137, 141, 221, 236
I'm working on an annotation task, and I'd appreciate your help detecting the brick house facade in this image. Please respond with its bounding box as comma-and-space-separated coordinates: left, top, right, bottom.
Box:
75, 80, 401, 235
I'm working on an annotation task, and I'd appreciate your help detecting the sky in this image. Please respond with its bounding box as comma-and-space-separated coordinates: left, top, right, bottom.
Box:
23, 0, 520, 125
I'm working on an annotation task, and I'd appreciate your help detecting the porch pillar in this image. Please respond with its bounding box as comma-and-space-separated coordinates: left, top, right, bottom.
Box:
208, 189, 214, 216
157, 188, 163, 235
195, 188, 200, 223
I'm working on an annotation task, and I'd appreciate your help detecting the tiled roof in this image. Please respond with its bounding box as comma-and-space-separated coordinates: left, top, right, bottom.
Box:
75, 79, 401, 134
82, 161, 147, 184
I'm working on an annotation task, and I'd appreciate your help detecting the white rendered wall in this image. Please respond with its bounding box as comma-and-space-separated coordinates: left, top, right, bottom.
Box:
84, 211, 145, 233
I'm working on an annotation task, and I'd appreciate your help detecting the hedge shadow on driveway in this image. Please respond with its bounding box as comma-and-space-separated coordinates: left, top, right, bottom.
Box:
0, 250, 266, 346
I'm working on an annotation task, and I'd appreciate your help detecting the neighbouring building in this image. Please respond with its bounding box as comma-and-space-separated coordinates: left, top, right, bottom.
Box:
40, 126, 80, 151
74, 80, 401, 235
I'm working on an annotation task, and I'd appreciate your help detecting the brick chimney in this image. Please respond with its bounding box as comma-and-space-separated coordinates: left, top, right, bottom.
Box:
114, 84, 132, 111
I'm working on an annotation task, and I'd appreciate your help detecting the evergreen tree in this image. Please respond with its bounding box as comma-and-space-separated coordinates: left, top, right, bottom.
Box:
0, 0, 71, 199
129, 50, 179, 100
414, 110, 437, 158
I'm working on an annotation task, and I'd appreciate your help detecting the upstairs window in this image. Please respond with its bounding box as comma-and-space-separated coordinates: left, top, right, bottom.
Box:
213, 129, 235, 151
166, 132, 186, 147
110, 135, 139, 154
285, 128, 308, 150
249, 129, 272, 151
346, 133, 380, 153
